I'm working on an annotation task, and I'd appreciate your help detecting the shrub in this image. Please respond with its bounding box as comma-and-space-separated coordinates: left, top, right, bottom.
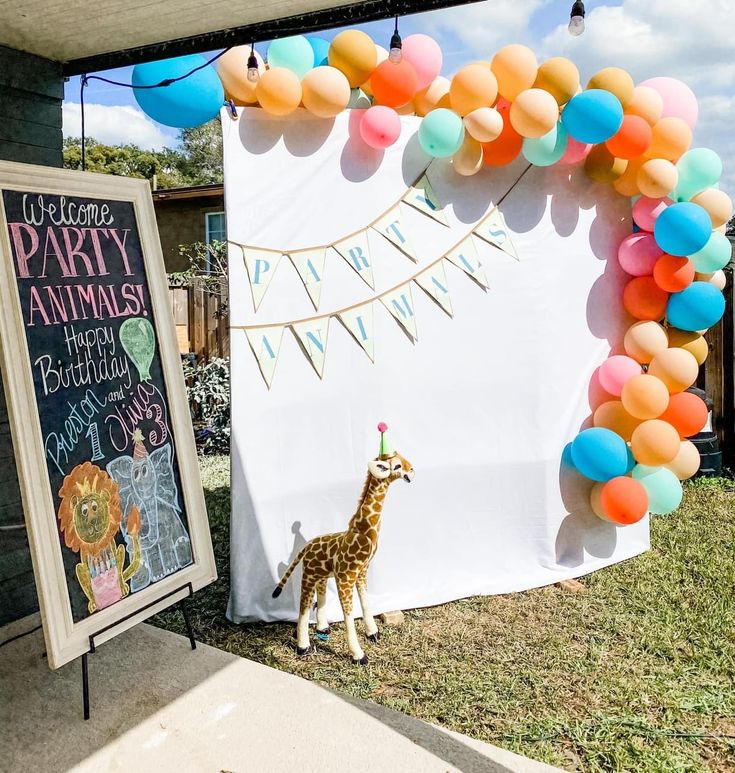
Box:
183, 356, 230, 454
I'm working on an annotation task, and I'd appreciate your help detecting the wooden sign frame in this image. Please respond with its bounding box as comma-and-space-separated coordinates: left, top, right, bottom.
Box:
0, 161, 216, 669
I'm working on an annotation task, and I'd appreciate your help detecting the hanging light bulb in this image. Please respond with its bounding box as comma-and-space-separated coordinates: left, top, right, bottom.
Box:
389, 16, 403, 63
247, 43, 260, 82
568, 0, 586, 36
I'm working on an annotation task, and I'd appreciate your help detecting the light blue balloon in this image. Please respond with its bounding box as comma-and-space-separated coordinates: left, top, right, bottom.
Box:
348, 88, 372, 109
667, 281, 725, 331
632, 465, 682, 515
308, 37, 330, 67
522, 122, 568, 166
561, 90, 623, 144
653, 202, 711, 256
133, 55, 224, 129
570, 428, 629, 482
418, 109, 465, 158
674, 148, 723, 201
689, 231, 733, 273
267, 36, 314, 79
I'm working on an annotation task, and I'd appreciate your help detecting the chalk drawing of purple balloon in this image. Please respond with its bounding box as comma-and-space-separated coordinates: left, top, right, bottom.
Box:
120, 317, 156, 381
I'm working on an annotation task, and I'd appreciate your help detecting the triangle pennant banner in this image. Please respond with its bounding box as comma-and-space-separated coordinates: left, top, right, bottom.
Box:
243, 248, 283, 310
402, 175, 449, 226
333, 231, 375, 289
245, 325, 285, 389
339, 302, 375, 362
373, 205, 417, 262
473, 208, 519, 260
289, 248, 327, 310
414, 261, 453, 317
380, 283, 418, 341
291, 317, 330, 378
445, 237, 489, 289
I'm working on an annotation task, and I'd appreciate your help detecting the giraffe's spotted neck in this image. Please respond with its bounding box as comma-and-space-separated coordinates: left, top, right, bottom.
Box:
348, 474, 390, 534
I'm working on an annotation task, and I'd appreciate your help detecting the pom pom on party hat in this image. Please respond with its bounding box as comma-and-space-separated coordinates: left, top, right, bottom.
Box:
377, 422, 395, 459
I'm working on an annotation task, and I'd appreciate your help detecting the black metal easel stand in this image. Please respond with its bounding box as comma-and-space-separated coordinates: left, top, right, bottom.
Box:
81, 582, 195, 720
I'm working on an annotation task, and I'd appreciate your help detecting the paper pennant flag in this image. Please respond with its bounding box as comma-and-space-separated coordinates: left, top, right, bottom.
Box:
289, 248, 327, 310
339, 302, 375, 362
445, 237, 489, 289
292, 317, 330, 378
333, 231, 375, 289
402, 175, 448, 226
373, 205, 417, 262
245, 325, 285, 389
473, 208, 519, 260
243, 248, 283, 311
415, 261, 453, 317
381, 283, 418, 341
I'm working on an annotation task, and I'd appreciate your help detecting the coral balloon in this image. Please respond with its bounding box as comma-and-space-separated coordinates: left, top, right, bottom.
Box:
623, 276, 669, 320
452, 135, 484, 176
639, 77, 698, 130
585, 145, 627, 184
624, 321, 669, 364
648, 348, 699, 393
653, 254, 694, 293
631, 419, 681, 465
621, 373, 670, 419
256, 67, 302, 116
659, 392, 708, 437
509, 88, 559, 138
491, 44, 538, 101
632, 196, 672, 232
667, 328, 708, 365
370, 59, 418, 107
618, 232, 664, 276
328, 30, 378, 87
534, 57, 579, 105
450, 64, 498, 116
637, 159, 678, 199
593, 400, 641, 442
267, 36, 314, 79
414, 76, 451, 116
464, 107, 503, 142
691, 189, 733, 228
647, 117, 692, 162
631, 465, 682, 514
587, 67, 635, 107
624, 86, 664, 126
217, 46, 265, 104
605, 115, 652, 160
401, 34, 442, 91
359, 105, 401, 149
665, 440, 701, 480
362, 45, 388, 97
598, 355, 643, 396
301, 67, 351, 117
595, 477, 649, 525
482, 104, 522, 166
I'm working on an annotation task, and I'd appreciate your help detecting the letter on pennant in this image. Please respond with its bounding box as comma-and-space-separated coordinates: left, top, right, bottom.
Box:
245, 325, 284, 389
373, 205, 417, 262
402, 175, 448, 226
333, 231, 374, 289
339, 302, 375, 362
243, 248, 283, 310
289, 248, 327, 310
291, 317, 330, 378
414, 261, 453, 316
380, 283, 418, 341
445, 237, 489, 289
473, 208, 519, 260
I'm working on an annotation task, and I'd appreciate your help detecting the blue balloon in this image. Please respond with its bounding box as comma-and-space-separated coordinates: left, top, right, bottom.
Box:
654, 202, 712, 256
308, 37, 330, 67
667, 281, 725, 331
570, 428, 629, 482
561, 90, 623, 144
522, 122, 568, 166
133, 55, 224, 129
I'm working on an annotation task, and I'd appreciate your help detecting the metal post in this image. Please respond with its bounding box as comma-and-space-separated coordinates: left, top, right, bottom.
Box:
81, 653, 90, 720
179, 600, 196, 650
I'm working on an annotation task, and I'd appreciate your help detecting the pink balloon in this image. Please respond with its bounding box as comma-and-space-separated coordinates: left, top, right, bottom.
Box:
401, 34, 443, 91
359, 105, 401, 149
561, 136, 591, 164
598, 355, 643, 397
632, 196, 673, 232
618, 232, 664, 277
639, 77, 698, 130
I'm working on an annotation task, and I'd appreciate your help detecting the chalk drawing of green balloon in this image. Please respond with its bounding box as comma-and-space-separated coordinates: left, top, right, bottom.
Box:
120, 317, 156, 381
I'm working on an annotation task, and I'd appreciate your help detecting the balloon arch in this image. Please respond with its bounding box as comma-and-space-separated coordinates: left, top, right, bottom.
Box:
131, 33, 731, 525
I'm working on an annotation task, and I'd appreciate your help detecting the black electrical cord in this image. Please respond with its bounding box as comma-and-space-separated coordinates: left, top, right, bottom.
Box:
0, 623, 42, 649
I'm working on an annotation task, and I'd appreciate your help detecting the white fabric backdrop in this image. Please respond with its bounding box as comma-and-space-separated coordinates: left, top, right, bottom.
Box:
224, 108, 649, 624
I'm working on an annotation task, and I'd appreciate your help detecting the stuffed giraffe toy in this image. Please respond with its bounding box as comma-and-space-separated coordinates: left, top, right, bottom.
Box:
272, 423, 414, 664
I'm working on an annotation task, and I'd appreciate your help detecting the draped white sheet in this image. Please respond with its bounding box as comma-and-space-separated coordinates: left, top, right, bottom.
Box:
224, 108, 649, 624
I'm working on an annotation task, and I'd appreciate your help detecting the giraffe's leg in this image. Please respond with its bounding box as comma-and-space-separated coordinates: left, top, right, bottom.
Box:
315, 579, 330, 639
296, 575, 318, 656
356, 569, 379, 641
336, 574, 366, 664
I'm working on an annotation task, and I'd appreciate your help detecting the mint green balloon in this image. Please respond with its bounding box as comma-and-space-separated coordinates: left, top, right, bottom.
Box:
267, 36, 314, 79
348, 88, 372, 109
632, 465, 683, 515
120, 317, 156, 381
418, 108, 465, 158
689, 231, 732, 273
674, 148, 722, 202
522, 122, 567, 166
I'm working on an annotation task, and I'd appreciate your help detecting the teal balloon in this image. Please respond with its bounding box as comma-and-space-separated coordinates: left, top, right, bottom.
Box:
674, 148, 723, 201
267, 36, 314, 79
632, 465, 683, 515
654, 202, 711, 256
418, 109, 465, 158
689, 231, 733, 273
132, 55, 224, 128
348, 88, 372, 109
570, 428, 629, 482
667, 281, 725, 331
522, 122, 568, 166
308, 37, 330, 67
561, 89, 623, 144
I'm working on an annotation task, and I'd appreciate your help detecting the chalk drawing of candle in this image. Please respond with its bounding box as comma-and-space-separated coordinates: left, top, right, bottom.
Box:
120, 317, 156, 381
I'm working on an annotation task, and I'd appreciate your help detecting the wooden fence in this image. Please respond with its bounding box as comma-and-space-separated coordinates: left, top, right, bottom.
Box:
169, 285, 229, 361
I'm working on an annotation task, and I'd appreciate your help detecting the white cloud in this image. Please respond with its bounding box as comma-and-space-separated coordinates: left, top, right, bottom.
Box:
63, 102, 178, 149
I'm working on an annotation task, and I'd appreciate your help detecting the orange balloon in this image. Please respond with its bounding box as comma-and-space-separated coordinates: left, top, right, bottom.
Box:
371, 59, 418, 108
667, 328, 709, 365
491, 44, 538, 101
613, 157, 645, 197
328, 30, 378, 87
665, 440, 701, 480
625, 86, 664, 125
450, 64, 499, 116
301, 66, 351, 117
217, 46, 265, 104
691, 189, 733, 229
452, 135, 484, 176
593, 400, 642, 442
533, 57, 579, 105
637, 158, 678, 198
653, 254, 694, 293
647, 117, 692, 162
596, 477, 649, 525
256, 67, 302, 116
482, 105, 522, 166
659, 392, 708, 437
631, 419, 681, 465
648, 348, 700, 393
623, 276, 669, 321
509, 88, 559, 138
414, 76, 451, 116
587, 67, 635, 106
621, 373, 670, 419
605, 115, 652, 160
585, 145, 628, 184
624, 321, 669, 364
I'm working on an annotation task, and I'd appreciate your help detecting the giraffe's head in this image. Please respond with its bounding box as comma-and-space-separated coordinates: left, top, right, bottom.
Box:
368, 453, 415, 484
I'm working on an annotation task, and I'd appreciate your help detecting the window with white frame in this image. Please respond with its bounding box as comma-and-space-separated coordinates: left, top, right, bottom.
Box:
205, 211, 226, 245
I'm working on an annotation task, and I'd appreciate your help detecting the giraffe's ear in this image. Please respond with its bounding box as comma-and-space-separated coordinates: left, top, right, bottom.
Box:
368, 460, 392, 479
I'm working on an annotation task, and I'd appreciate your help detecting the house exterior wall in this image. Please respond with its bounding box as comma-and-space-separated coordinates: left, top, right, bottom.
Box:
154, 195, 225, 272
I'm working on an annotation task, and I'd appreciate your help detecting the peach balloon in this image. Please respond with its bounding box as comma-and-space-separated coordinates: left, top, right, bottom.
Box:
585, 145, 628, 184
647, 117, 692, 162
665, 440, 701, 480
452, 135, 484, 176
491, 44, 538, 101
623, 276, 669, 320
509, 88, 559, 138
593, 400, 642, 442
637, 158, 678, 198
587, 67, 635, 106
621, 373, 670, 419
362, 45, 388, 96
450, 64, 498, 116
648, 348, 700, 393
695, 270, 727, 291
624, 86, 664, 125
301, 66, 351, 117
624, 320, 669, 364
463, 107, 503, 143
613, 158, 644, 197
631, 419, 682, 465
533, 57, 579, 105
218, 46, 265, 104
256, 67, 302, 116
414, 76, 451, 116
590, 482, 606, 519
328, 30, 378, 87
667, 328, 709, 365
691, 189, 733, 229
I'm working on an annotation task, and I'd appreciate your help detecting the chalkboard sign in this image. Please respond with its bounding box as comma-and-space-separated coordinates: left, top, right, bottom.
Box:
0, 162, 216, 668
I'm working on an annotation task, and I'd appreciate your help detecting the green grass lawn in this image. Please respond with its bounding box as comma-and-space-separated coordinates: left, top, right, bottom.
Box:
154, 456, 735, 771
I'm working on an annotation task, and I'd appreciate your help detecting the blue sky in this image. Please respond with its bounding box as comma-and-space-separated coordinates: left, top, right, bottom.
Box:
63, 0, 733, 188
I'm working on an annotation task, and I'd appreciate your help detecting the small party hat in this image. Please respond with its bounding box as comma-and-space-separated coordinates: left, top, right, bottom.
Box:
132, 428, 148, 461
377, 422, 395, 459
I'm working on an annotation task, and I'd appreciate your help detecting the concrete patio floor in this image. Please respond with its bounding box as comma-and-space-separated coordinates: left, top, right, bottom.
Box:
0, 618, 561, 773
